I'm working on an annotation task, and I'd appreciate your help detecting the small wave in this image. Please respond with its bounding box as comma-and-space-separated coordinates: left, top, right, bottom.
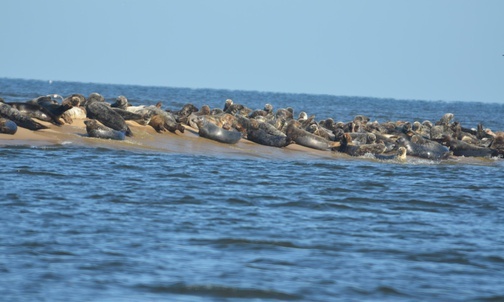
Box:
248, 257, 297, 267
189, 237, 301, 249
171, 195, 203, 205
473, 294, 504, 301
407, 251, 473, 266
349, 285, 411, 298
135, 282, 302, 300
225, 197, 259, 206
14, 169, 65, 177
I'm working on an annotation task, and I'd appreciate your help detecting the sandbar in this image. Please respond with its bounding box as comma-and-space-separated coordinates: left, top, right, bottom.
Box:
0, 119, 347, 161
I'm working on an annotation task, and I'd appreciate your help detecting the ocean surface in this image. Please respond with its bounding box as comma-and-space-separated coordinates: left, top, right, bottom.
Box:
1, 77, 504, 301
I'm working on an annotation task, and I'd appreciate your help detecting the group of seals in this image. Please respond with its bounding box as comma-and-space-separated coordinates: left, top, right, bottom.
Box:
2, 92, 504, 162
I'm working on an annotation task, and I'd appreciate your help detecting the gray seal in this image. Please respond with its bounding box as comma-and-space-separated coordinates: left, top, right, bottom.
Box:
195, 116, 242, 144
285, 120, 335, 150
85, 94, 134, 137
84, 119, 126, 141
33, 96, 73, 122
0, 101, 48, 131
0, 118, 18, 135
397, 137, 450, 160
337, 133, 386, 156
5, 101, 64, 125
374, 147, 407, 162
443, 136, 500, 158
244, 119, 291, 148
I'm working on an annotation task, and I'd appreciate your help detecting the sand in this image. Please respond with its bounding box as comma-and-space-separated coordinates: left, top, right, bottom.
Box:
0, 118, 347, 160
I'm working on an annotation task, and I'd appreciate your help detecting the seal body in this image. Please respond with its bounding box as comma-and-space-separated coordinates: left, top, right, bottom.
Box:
247, 128, 290, 148
338, 133, 386, 156
195, 117, 242, 144
86, 100, 133, 137
0, 118, 18, 135
34, 96, 73, 120
285, 121, 332, 150
0, 102, 48, 131
374, 147, 407, 162
446, 137, 499, 158
84, 119, 126, 141
244, 118, 290, 148
6, 102, 63, 125
111, 107, 151, 125
397, 137, 450, 160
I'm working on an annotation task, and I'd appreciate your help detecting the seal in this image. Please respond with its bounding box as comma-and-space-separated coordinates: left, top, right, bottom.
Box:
85, 94, 134, 137
0, 118, 18, 135
285, 120, 338, 151
111, 107, 151, 125
396, 137, 450, 160
6, 100, 64, 125
173, 103, 199, 124
121, 102, 184, 133
110, 95, 129, 109
337, 133, 386, 156
245, 119, 290, 148
61, 94, 87, 124
84, 119, 126, 141
248, 103, 273, 119
443, 135, 499, 158
34, 96, 73, 121
487, 129, 504, 153
374, 147, 407, 162
195, 116, 242, 144
0, 102, 48, 131
186, 105, 211, 128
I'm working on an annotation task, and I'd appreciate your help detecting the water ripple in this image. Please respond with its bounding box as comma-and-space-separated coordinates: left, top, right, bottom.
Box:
135, 282, 303, 300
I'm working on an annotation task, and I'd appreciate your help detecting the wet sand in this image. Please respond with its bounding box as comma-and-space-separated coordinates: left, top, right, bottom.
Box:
0, 119, 346, 161
2, 119, 500, 165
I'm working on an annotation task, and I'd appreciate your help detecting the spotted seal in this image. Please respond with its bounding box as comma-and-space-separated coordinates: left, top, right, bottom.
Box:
195, 116, 242, 144
84, 119, 126, 141
0, 118, 18, 135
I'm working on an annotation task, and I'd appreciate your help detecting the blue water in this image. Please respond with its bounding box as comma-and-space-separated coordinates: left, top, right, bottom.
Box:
1, 78, 504, 301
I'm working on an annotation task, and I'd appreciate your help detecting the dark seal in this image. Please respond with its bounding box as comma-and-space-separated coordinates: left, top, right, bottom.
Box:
0, 101, 48, 131
374, 147, 407, 162
84, 119, 126, 141
0, 118, 18, 135
285, 120, 335, 150
85, 94, 134, 137
245, 119, 290, 148
195, 116, 242, 144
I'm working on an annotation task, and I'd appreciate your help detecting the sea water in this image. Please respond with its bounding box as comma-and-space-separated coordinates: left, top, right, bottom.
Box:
1, 78, 504, 301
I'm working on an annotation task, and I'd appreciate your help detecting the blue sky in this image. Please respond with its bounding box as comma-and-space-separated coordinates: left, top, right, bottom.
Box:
1, 0, 503, 103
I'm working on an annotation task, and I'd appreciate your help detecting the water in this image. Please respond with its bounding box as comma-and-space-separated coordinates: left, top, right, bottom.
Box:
1, 78, 504, 301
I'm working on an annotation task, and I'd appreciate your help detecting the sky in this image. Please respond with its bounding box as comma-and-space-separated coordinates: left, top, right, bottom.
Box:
0, 0, 503, 103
